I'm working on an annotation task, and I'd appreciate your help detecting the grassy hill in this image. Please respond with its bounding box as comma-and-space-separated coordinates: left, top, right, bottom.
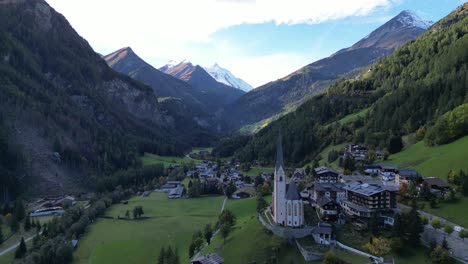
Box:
73, 193, 224, 264
384, 135, 468, 181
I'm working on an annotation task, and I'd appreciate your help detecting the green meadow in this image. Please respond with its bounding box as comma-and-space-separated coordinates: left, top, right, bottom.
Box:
73, 193, 224, 264
141, 153, 194, 167
242, 166, 274, 177
385, 135, 468, 181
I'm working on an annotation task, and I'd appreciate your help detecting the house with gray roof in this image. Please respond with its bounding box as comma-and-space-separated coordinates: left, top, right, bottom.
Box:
340, 181, 397, 222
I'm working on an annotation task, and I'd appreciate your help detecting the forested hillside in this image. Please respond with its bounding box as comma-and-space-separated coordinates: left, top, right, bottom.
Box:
214, 3, 468, 166
0, 0, 212, 197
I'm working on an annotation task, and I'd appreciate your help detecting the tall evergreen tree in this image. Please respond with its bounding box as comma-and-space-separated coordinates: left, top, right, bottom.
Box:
204, 224, 213, 245
14, 237, 27, 259
407, 201, 424, 247
24, 215, 31, 231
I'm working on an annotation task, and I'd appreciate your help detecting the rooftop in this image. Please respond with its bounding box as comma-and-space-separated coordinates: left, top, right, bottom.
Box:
191, 253, 224, 264
344, 183, 386, 196
286, 181, 301, 200
424, 177, 450, 188
314, 166, 337, 175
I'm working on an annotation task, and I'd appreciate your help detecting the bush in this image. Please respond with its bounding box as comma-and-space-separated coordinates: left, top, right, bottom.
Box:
444, 224, 454, 234
431, 218, 442, 229
459, 230, 468, 239
421, 216, 429, 225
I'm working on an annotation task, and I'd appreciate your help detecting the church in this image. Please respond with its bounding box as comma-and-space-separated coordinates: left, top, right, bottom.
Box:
272, 137, 304, 227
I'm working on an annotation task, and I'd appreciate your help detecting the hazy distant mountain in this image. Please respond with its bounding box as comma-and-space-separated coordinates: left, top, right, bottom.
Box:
225, 10, 432, 131
204, 63, 253, 92
160, 61, 245, 108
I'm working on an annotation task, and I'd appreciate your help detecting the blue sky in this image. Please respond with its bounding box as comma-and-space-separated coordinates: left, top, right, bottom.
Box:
46, 0, 464, 87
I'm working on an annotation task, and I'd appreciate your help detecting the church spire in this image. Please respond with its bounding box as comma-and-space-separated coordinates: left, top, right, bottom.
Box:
275, 133, 284, 171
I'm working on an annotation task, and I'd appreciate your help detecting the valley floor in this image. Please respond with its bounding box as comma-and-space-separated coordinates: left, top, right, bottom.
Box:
73, 193, 223, 264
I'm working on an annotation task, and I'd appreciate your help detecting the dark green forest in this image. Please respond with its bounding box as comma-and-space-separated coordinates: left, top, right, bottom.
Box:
0, 0, 212, 197
214, 4, 468, 166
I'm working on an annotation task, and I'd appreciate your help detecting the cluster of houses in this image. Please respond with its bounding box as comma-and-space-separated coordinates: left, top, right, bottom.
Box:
302, 164, 452, 240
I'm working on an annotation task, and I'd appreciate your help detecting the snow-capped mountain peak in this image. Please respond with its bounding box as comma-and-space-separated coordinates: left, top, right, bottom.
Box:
204, 63, 253, 92
397, 10, 433, 29
165, 59, 188, 69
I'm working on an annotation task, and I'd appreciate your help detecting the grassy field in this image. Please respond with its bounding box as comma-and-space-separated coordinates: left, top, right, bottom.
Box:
422, 197, 468, 227
200, 196, 308, 263
141, 153, 194, 167
242, 166, 274, 177
73, 193, 224, 264
201, 197, 372, 264
190, 147, 212, 153
384, 135, 468, 181
315, 143, 346, 169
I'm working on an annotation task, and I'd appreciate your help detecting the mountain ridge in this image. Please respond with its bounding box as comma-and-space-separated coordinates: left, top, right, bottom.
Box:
159, 61, 245, 108
224, 10, 431, 131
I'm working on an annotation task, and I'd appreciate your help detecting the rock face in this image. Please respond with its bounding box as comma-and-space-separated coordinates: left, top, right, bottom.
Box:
104, 48, 234, 132
0, 0, 214, 195
225, 11, 431, 131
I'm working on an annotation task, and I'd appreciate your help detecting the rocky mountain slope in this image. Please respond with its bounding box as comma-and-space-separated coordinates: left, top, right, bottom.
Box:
160, 61, 245, 109
224, 10, 432, 131
104, 48, 224, 130
0, 0, 213, 196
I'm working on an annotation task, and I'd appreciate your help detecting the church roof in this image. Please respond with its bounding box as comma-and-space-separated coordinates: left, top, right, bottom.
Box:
275, 134, 284, 171
286, 181, 301, 200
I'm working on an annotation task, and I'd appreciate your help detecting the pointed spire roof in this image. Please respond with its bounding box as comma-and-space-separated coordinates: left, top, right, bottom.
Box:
286, 181, 301, 200
275, 133, 284, 171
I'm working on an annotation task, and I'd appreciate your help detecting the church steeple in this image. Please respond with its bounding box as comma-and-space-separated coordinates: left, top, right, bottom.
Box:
275, 133, 284, 171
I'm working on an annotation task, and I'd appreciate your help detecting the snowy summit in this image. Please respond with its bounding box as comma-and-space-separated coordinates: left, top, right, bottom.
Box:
397, 10, 433, 29
204, 63, 253, 92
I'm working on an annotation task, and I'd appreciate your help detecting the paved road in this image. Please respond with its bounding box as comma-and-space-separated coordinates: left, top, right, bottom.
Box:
0, 233, 40, 257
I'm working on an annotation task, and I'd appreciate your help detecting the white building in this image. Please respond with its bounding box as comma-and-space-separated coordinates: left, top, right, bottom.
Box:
272, 136, 304, 227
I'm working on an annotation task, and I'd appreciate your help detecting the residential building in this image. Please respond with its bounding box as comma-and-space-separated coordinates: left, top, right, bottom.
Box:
341, 182, 397, 220
314, 166, 339, 183
395, 169, 421, 185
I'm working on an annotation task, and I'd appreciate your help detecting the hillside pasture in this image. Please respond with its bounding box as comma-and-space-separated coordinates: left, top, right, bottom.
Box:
73, 193, 224, 264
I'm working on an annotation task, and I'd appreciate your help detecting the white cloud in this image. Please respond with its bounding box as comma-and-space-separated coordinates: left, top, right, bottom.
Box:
45, 0, 394, 85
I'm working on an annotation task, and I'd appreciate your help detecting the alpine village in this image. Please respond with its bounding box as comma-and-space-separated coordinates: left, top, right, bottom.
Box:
0, 1, 467, 264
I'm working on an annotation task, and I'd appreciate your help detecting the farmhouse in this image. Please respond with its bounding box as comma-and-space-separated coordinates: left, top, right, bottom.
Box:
395, 169, 421, 185
308, 182, 345, 220
160, 181, 181, 192
168, 186, 184, 199
422, 177, 451, 195
314, 166, 339, 183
